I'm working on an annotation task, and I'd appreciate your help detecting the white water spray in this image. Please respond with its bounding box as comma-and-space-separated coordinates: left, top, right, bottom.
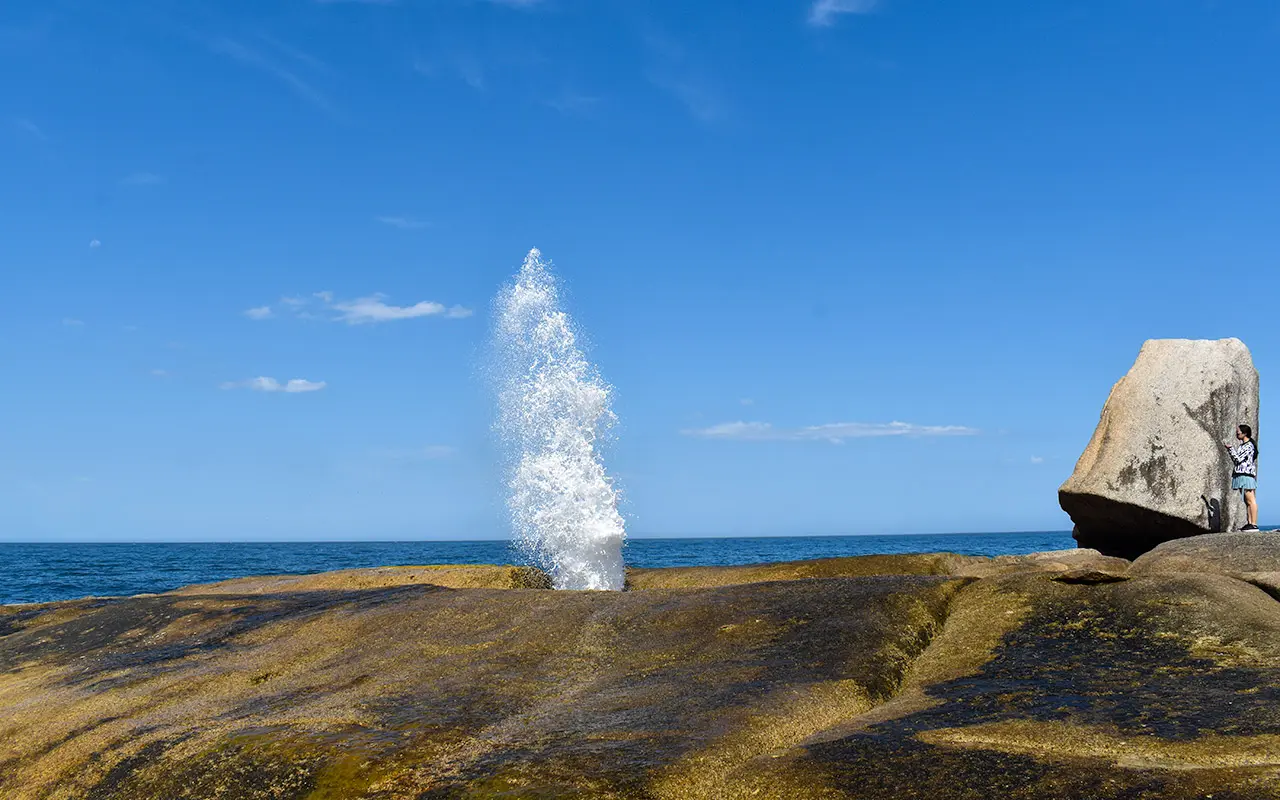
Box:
493, 249, 626, 590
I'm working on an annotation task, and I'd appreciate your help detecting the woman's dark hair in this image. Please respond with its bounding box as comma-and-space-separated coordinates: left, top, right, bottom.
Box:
1240, 423, 1257, 461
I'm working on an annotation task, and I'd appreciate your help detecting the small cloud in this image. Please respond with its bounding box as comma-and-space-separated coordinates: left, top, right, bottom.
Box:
254, 291, 471, 323
332, 294, 469, 324
740, 398, 755, 406
422, 445, 458, 459
808, 0, 879, 27
62, 318, 84, 327
1030, 456, 1045, 465
221, 377, 327, 393
150, 368, 168, 377
682, 420, 979, 443
122, 172, 165, 186
89, 239, 101, 248
687, 421, 774, 440
376, 215, 428, 230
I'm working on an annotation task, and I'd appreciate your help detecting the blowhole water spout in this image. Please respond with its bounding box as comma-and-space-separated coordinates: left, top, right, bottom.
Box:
493, 249, 626, 590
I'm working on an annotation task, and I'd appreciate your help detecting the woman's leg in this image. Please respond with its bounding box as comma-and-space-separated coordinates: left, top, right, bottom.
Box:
1245, 489, 1258, 527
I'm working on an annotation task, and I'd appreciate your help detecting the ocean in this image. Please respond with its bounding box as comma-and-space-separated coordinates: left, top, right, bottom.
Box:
0, 532, 1075, 606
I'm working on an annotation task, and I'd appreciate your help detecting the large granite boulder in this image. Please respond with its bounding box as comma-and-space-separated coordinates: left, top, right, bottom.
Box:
1060, 338, 1259, 559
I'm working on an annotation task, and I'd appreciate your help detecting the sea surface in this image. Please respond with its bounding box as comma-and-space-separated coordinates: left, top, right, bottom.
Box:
1, 532, 1075, 606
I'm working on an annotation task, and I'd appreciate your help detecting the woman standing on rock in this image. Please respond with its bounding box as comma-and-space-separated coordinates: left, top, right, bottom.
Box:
1226, 424, 1259, 531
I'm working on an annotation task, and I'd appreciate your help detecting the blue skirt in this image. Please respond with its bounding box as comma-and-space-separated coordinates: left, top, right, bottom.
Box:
1232, 475, 1258, 492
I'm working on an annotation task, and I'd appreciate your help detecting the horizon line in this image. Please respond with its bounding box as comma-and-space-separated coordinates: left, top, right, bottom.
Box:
0, 529, 1078, 545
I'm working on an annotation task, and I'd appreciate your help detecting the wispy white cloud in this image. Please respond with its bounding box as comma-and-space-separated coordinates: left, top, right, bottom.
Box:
255, 291, 472, 323
808, 0, 879, 27
740, 398, 755, 406
654, 75, 724, 123
151, 368, 168, 377
643, 34, 726, 124
221, 377, 327, 393
333, 295, 466, 324
254, 33, 331, 73
122, 172, 165, 186
1030, 456, 1045, 464
544, 90, 601, 116
377, 444, 459, 461
209, 38, 334, 114
414, 55, 488, 91
14, 117, 47, 141
89, 239, 101, 249
62, 318, 84, 327
376, 215, 428, 230
682, 420, 979, 443
412, 37, 546, 93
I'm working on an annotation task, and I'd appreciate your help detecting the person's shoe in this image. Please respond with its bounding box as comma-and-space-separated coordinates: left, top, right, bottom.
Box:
1241, 524, 1260, 531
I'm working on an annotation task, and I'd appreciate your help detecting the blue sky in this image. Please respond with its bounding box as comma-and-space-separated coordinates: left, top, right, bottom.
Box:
2, 0, 1277, 541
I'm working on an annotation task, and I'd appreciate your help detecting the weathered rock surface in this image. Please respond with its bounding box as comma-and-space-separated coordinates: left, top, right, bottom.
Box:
1130, 531, 1280, 598
170, 564, 555, 594
951, 547, 1131, 579
3, 552, 1280, 799
1060, 338, 1260, 559
1131, 532, 1280, 576
624, 552, 979, 589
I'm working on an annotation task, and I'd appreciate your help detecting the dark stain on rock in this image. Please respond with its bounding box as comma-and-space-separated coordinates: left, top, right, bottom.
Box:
0, 586, 450, 687
1114, 441, 1175, 504
798, 580, 1280, 799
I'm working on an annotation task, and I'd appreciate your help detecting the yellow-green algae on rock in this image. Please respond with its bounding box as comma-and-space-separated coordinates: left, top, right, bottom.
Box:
2, 546, 1280, 799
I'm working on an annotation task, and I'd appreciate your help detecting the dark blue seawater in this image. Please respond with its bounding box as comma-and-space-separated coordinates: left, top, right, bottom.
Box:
0, 532, 1074, 606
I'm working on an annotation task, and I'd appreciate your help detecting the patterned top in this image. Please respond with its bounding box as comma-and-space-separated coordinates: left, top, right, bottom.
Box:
1229, 440, 1258, 478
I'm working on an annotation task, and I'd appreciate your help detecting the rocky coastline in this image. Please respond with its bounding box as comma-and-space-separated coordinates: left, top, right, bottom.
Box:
3, 536, 1279, 799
